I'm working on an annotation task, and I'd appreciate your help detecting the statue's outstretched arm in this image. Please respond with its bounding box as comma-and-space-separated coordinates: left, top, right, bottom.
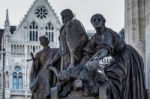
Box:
85, 48, 109, 71
91, 48, 109, 61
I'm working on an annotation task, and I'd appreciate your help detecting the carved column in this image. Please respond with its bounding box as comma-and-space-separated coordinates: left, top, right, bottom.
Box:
125, 0, 145, 60
145, 0, 150, 98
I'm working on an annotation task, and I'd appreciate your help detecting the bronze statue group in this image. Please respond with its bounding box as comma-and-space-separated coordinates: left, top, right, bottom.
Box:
30, 9, 147, 99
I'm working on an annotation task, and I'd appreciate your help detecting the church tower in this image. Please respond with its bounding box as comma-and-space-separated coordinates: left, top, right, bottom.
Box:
3, 9, 12, 69
3, 9, 11, 47
4, 9, 10, 35
3, 9, 12, 99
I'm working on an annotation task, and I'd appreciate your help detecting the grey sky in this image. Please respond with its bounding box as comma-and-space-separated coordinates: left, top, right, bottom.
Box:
0, 0, 124, 32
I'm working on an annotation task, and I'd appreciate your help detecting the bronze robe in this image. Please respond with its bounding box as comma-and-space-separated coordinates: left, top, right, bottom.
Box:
30, 46, 58, 99
82, 28, 146, 99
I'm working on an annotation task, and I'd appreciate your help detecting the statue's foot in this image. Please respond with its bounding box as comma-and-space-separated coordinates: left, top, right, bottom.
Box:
83, 87, 90, 96
59, 82, 72, 98
89, 85, 99, 96
83, 85, 99, 96
74, 80, 83, 90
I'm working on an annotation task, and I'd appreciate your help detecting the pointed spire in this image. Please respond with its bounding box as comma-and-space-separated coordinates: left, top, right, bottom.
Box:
4, 9, 10, 34
6, 9, 9, 22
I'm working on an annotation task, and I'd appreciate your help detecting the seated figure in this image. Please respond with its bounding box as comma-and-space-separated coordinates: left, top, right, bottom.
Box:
79, 14, 146, 99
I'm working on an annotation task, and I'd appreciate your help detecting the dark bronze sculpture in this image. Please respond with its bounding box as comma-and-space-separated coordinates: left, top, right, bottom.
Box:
50, 9, 88, 70
49, 22, 70, 71
60, 9, 88, 69
79, 14, 146, 99
49, 9, 89, 97
30, 10, 146, 99
30, 36, 58, 99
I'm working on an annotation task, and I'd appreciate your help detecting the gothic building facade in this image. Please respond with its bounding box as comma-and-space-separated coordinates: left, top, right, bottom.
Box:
0, 0, 61, 99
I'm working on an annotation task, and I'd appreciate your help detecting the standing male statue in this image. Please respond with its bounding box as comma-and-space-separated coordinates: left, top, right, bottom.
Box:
49, 9, 88, 97
50, 9, 88, 71
30, 36, 58, 99
60, 9, 88, 69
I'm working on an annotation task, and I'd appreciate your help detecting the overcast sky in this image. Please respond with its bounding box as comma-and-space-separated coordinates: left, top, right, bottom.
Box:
0, 0, 124, 32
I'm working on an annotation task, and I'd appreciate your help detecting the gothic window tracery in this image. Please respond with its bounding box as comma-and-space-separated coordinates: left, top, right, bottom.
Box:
45, 22, 54, 42
29, 21, 38, 41
12, 66, 23, 89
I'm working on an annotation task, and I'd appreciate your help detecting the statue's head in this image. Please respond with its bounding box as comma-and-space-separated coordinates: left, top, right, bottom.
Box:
61, 9, 74, 24
91, 14, 106, 28
39, 35, 49, 46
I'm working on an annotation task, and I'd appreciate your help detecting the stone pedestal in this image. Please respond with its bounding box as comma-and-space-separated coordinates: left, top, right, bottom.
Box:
51, 85, 106, 99
99, 85, 106, 99
51, 87, 58, 99
61, 90, 97, 99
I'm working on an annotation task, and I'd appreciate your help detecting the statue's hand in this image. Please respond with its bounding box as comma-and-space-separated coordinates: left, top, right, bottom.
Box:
93, 57, 100, 61
30, 82, 36, 93
47, 60, 54, 69
85, 60, 99, 71
30, 78, 38, 93
58, 70, 70, 82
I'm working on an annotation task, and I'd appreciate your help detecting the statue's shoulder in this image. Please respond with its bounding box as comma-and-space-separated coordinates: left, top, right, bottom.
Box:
101, 28, 115, 38
35, 47, 49, 58
68, 19, 82, 27
51, 48, 59, 54
70, 19, 81, 23
105, 28, 118, 35
34, 51, 41, 59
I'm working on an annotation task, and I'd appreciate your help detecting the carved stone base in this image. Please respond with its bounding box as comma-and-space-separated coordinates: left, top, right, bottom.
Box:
99, 85, 106, 99
61, 90, 97, 99
50, 85, 106, 99
51, 87, 58, 99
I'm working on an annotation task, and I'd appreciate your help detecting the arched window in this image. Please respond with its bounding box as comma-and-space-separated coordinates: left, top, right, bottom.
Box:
29, 21, 38, 41
18, 73, 23, 89
45, 22, 54, 42
12, 72, 17, 89
12, 66, 23, 89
